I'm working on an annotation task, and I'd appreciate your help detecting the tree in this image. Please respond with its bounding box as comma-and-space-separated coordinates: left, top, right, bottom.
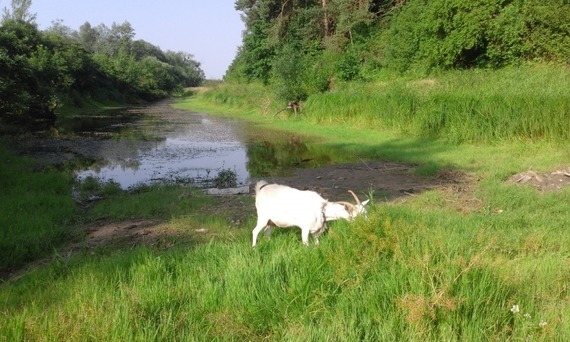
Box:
0, 19, 56, 123
1, 0, 36, 23
45, 19, 74, 39
76, 22, 99, 53
326, 0, 375, 48
384, 0, 570, 71
1, 3, 205, 128
164, 51, 205, 87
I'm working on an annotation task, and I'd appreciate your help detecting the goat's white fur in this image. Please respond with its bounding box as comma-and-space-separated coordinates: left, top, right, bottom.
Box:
252, 181, 369, 246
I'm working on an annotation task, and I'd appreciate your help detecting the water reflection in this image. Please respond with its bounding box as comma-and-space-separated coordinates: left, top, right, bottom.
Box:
247, 136, 320, 177
62, 101, 331, 189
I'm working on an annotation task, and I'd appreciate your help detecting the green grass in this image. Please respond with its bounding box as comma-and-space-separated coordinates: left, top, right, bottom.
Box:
0, 143, 77, 273
1, 65, 570, 340
81, 181, 216, 222
308, 65, 570, 144
2, 203, 568, 340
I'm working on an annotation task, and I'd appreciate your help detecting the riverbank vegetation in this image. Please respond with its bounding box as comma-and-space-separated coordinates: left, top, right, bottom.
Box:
1, 0, 570, 340
191, 65, 570, 144
0, 143, 76, 273
227, 0, 569, 102
0, 0, 204, 130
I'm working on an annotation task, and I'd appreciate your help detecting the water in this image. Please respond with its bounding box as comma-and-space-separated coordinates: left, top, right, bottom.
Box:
57, 100, 327, 189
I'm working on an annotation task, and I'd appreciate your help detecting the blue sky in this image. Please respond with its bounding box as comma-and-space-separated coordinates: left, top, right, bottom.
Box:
25, 0, 245, 79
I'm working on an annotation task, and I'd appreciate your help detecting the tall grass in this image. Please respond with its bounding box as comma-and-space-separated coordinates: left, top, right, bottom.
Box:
0, 143, 76, 273
191, 65, 570, 144
303, 65, 570, 143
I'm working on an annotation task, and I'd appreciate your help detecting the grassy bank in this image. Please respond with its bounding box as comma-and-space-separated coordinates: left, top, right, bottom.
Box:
2, 66, 570, 340
0, 143, 77, 273
2, 199, 569, 340
0, 139, 233, 276
187, 65, 570, 144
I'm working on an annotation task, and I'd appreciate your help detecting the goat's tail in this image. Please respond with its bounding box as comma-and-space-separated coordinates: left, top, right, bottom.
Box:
255, 180, 269, 194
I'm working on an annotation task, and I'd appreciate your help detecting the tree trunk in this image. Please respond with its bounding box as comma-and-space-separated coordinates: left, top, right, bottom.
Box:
321, 0, 330, 36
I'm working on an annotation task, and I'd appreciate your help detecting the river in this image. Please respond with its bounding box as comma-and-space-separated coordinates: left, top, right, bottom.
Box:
50, 100, 326, 189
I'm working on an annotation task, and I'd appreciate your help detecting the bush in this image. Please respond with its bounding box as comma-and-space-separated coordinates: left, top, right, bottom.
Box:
272, 45, 307, 101
384, 0, 570, 72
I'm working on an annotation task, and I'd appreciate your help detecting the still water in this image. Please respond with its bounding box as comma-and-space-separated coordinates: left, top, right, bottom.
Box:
57, 100, 329, 189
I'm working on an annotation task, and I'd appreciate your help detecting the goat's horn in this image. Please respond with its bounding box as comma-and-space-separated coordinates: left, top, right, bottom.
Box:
335, 201, 357, 212
348, 190, 361, 206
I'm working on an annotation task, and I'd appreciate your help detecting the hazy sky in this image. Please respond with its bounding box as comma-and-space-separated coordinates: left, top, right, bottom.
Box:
25, 0, 245, 79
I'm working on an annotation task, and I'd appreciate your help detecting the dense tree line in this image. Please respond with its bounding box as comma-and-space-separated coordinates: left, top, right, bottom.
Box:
226, 0, 570, 101
0, 0, 205, 127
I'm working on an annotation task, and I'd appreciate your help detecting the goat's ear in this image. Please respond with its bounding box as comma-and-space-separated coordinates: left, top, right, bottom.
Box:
361, 199, 370, 206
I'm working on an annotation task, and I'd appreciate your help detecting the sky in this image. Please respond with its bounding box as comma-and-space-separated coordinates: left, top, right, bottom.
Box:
23, 0, 245, 79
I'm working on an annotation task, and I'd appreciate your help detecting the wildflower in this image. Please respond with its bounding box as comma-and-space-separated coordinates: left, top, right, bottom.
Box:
524, 313, 531, 319
510, 304, 520, 313
539, 320, 548, 328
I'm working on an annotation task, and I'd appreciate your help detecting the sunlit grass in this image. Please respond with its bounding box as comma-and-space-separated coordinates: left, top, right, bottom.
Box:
302, 65, 570, 144
2, 200, 568, 339
179, 64, 570, 145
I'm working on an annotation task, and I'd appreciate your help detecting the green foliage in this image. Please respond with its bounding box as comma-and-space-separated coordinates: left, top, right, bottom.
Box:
213, 168, 238, 188
1, 0, 35, 23
385, 0, 570, 71
191, 64, 570, 145
336, 48, 360, 81
0, 16, 205, 128
306, 65, 570, 143
0, 19, 54, 121
272, 45, 307, 101
226, 21, 275, 84
229, 0, 570, 91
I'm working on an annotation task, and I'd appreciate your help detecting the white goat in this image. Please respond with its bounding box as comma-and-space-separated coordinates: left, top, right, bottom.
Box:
252, 180, 369, 246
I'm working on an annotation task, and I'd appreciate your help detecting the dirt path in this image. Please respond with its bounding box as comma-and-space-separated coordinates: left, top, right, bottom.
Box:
264, 160, 461, 201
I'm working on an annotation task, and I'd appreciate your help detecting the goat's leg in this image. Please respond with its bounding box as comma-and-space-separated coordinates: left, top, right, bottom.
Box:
312, 231, 322, 245
264, 225, 274, 236
252, 217, 269, 247
301, 227, 310, 246
313, 223, 327, 245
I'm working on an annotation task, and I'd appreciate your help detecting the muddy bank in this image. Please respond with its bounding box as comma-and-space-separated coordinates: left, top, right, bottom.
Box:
261, 161, 465, 202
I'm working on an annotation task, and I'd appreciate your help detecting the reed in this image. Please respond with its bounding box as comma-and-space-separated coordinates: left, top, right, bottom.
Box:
189, 65, 570, 144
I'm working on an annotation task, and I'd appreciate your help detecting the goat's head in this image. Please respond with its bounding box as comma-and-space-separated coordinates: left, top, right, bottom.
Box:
348, 190, 369, 217
332, 190, 369, 220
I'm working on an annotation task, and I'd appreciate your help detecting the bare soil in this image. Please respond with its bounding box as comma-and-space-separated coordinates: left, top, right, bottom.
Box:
506, 168, 570, 192
264, 161, 463, 201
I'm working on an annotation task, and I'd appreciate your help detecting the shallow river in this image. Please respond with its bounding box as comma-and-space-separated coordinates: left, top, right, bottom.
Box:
56, 100, 328, 189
